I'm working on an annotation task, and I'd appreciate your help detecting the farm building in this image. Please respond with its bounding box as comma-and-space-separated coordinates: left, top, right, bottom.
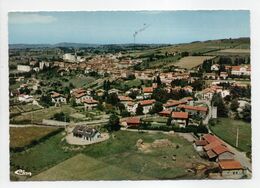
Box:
218, 160, 245, 178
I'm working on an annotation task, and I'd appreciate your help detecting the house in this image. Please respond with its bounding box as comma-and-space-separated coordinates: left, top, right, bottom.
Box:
18, 94, 33, 103
96, 89, 105, 97
180, 97, 194, 105
211, 64, 219, 71
177, 105, 208, 117
159, 109, 172, 117
139, 99, 156, 114
219, 72, 228, 80
171, 111, 189, 128
204, 73, 217, 80
50, 92, 67, 105
143, 87, 153, 99
231, 65, 250, 76
182, 86, 193, 93
218, 160, 244, 178
125, 117, 141, 128
71, 88, 92, 104
163, 100, 186, 111
193, 140, 208, 152
83, 99, 98, 110
125, 101, 138, 114
118, 96, 133, 105
17, 65, 31, 72
201, 88, 215, 100
108, 88, 121, 95
72, 125, 101, 141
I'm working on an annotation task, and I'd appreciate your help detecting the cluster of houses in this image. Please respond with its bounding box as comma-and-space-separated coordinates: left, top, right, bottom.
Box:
205, 64, 251, 80
194, 133, 245, 178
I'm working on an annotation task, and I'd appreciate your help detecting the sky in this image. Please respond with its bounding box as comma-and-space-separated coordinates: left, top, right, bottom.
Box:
8, 11, 250, 44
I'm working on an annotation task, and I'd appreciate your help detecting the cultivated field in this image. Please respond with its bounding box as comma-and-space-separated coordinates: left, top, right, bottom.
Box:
10, 105, 76, 124
10, 127, 60, 149
174, 56, 215, 69
210, 118, 251, 153
30, 153, 149, 180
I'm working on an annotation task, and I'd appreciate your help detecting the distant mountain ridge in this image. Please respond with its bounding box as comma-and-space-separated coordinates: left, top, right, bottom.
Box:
9, 37, 250, 49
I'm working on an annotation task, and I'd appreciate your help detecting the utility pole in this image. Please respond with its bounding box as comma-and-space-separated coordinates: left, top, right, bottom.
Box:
236, 127, 239, 147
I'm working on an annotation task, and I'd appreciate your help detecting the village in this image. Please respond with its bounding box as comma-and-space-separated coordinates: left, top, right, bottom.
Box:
9, 38, 251, 180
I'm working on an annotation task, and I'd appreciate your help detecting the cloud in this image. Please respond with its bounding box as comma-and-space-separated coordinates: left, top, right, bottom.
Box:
9, 13, 57, 24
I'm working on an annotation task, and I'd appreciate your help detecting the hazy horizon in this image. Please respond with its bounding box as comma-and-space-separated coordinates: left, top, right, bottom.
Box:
9, 11, 250, 44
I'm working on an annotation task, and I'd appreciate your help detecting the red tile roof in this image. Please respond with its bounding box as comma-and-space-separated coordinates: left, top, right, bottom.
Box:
212, 145, 232, 155
51, 92, 61, 98
178, 105, 208, 112
143, 87, 153, 93
195, 140, 208, 146
219, 160, 243, 170
125, 117, 140, 126
74, 92, 87, 98
82, 99, 98, 104
159, 110, 172, 116
202, 134, 221, 144
118, 96, 133, 102
164, 100, 186, 108
172, 111, 188, 119
203, 141, 223, 151
139, 99, 156, 106
206, 150, 217, 159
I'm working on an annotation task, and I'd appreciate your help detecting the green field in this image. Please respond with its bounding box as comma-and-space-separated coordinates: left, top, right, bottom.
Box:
11, 131, 210, 181
210, 118, 251, 153
10, 127, 60, 148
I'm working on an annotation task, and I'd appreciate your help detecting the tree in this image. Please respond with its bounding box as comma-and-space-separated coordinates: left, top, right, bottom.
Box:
106, 93, 119, 106
167, 116, 173, 126
230, 99, 239, 112
211, 93, 228, 117
40, 94, 52, 107
151, 88, 169, 103
70, 97, 77, 107
149, 102, 163, 114
191, 80, 204, 91
136, 104, 144, 115
106, 114, 120, 132
121, 110, 130, 117
52, 112, 70, 122
241, 104, 251, 122
156, 75, 162, 86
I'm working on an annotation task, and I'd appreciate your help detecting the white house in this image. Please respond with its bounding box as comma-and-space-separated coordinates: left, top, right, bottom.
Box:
231, 66, 250, 76
211, 64, 219, 71
17, 65, 31, 72
83, 99, 98, 110
50, 92, 67, 105
18, 94, 33, 103
218, 160, 245, 178
139, 99, 155, 114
